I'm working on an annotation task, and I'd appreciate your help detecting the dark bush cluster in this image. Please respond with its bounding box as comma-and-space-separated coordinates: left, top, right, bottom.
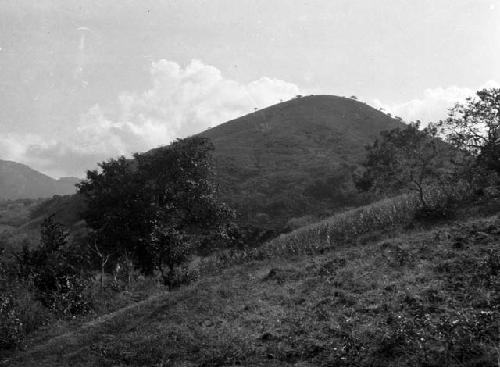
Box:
0, 264, 49, 352
16, 216, 92, 315
0, 216, 93, 353
0, 293, 24, 351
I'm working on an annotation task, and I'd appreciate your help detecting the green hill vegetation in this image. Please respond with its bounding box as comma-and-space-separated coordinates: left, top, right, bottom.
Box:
200, 95, 403, 229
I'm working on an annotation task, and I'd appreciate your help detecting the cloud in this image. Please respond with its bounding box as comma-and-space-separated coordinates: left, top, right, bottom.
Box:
115, 59, 301, 147
372, 80, 500, 124
0, 59, 301, 177
2, 57, 497, 179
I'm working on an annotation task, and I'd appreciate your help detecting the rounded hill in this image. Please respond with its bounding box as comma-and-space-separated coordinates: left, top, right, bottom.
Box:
199, 95, 404, 230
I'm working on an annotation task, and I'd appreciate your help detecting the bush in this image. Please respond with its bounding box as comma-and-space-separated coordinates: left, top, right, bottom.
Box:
414, 197, 456, 222
0, 285, 49, 352
16, 216, 93, 316
163, 264, 199, 289
0, 293, 24, 350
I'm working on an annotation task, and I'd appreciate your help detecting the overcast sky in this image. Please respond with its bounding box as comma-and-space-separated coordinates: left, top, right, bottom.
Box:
1, 0, 499, 177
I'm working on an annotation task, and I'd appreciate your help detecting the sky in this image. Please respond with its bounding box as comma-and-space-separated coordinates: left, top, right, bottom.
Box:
0, 0, 499, 178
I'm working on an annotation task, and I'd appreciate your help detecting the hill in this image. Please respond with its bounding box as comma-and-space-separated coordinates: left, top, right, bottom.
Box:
199, 95, 404, 229
0, 160, 79, 200
1, 96, 403, 236
0, 195, 88, 252
6, 212, 499, 367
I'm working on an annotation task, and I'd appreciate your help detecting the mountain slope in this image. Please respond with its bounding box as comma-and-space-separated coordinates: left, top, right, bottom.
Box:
0, 160, 79, 200
199, 95, 404, 229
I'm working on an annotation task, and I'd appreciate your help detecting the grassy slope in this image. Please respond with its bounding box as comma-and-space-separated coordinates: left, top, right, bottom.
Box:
7, 215, 499, 367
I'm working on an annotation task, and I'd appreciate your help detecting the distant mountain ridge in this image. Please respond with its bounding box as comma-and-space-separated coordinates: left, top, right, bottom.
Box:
0, 159, 79, 200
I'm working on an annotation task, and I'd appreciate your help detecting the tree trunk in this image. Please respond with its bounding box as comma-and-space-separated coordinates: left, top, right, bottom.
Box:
101, 261, 105, 291
168, 263, 175, 291
416, 183, 428, 209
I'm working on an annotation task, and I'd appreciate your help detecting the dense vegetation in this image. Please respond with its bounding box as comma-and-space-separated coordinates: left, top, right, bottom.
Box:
200, 95, 404, 230
1, 89, 500, 365
0, 137, 233, 353
77, 137, 233, 287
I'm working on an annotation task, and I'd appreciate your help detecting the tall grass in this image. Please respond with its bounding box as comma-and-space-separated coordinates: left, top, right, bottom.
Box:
199, 184, 467, 274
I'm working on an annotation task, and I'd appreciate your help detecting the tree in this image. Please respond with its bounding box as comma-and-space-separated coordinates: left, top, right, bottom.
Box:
77, 156, 154, 274
150, 224, 191, 289
88, 231, 111, 291
78, 137, 233, 284
137, 137, 234, 286
16, 216, 91, 315
356, 122, 452, 208
439, 88, 500, 174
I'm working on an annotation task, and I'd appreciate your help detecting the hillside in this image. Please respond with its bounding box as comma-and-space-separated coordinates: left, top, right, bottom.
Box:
0, 195, 88, 252
0, 160, 79, 200
6, 214, 499, 367
199, 95, 404, 229
1, 96, 403, 236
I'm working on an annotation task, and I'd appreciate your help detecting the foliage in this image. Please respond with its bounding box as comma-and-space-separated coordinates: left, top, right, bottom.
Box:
78, 137, 233, 282
0, 293, 24, 351
436, 88, 500, 204
440, 88, 500, 174
15, 216, 92, 315
139, 138, 234, 286
0, 284, 49, 353
1, 249, 50, 352
356, 122, 453, 208
77, 156, 151, 273
137, 138, 233, 235
150, 225, 192, 289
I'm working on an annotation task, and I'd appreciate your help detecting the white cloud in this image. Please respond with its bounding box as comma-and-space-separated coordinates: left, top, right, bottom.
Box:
0, 59, 301, 177
372, 80, 500, 124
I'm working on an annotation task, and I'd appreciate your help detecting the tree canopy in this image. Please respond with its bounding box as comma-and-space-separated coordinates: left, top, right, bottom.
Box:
77, 137, 233, 282
440, 88, 500, 174
356, 122, 452, 207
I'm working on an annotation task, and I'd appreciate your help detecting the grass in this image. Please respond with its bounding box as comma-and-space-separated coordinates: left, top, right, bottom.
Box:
5, 213, 499, 366
199, 186, 464, 274
0, 275, 167, 359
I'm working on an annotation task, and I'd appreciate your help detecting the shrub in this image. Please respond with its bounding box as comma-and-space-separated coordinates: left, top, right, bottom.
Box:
0, 284, 49, 352
0, 293, 24, 350
15, 216, 93, 316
